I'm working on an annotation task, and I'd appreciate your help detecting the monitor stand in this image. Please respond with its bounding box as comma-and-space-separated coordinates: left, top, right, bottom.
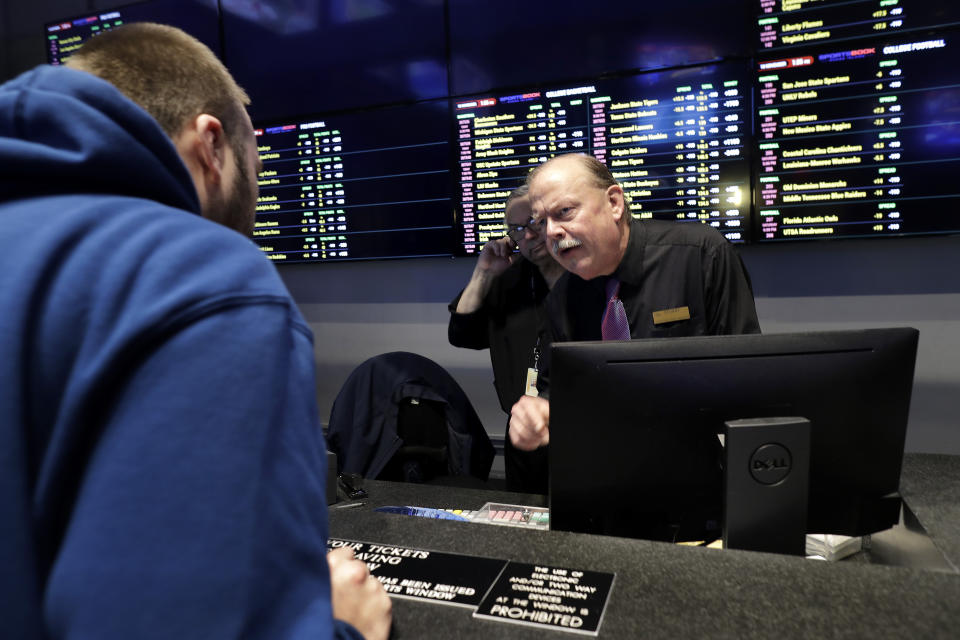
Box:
866, 502, 957, 572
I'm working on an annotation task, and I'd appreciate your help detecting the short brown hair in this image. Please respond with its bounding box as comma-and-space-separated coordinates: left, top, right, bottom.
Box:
66, 22, 249, 143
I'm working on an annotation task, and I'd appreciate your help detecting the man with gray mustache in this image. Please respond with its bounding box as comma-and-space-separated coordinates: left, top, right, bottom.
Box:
509, 153, 760, 456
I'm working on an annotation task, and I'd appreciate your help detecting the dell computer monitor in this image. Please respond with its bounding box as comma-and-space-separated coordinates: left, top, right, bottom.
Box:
548, 328, 919, 543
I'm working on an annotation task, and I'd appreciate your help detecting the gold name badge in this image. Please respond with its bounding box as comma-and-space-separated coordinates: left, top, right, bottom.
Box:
652, 306, 691, 325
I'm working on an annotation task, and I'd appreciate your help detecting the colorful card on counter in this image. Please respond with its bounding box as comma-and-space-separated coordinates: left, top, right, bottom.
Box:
328, 538, 506, 608
474, 502, 550, 529
473, 561, 615, 636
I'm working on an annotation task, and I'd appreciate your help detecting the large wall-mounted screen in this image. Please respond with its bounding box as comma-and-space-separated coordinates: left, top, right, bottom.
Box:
757, 0, 960, 51
44, 0, 219, 66
253, 101, 454, 263
455, 62, 752, 253
40, 0, 960, 257
754, 1, 960, 241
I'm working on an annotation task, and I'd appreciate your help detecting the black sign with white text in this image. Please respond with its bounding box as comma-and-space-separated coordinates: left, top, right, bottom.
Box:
327, 539, 615, 634
473, 562, 615, 636
327, 538, 506, 608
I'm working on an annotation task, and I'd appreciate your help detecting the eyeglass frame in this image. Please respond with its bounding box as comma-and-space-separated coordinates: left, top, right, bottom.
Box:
505, 217, 547, 242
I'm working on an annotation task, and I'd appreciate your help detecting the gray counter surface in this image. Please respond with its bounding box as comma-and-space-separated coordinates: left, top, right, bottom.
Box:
328, 453, 960, 639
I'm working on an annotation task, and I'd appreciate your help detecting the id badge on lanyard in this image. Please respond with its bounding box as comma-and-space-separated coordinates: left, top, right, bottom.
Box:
525, 340, 541, 397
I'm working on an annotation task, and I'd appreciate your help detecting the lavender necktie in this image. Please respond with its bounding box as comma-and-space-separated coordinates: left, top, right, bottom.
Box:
601, 277, 630, 340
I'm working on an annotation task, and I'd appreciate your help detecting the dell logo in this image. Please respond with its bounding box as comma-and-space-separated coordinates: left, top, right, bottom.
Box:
753, 458, 788, 471
749, 443, 792, 485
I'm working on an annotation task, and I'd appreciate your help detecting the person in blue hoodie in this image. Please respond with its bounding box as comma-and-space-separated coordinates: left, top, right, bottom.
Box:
0, 22, 390, 640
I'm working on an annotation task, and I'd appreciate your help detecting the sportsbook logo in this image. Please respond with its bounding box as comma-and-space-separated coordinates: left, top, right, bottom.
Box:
749, 443, 792, 485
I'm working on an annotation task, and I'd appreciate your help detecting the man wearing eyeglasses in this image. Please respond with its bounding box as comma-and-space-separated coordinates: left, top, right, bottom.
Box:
448, 184, 564, 493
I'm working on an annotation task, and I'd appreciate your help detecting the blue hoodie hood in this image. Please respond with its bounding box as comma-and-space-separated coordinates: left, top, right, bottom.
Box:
0, 65, 199, 212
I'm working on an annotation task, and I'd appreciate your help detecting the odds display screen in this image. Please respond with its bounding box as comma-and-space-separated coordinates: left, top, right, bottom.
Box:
44, 0, 219, 65
757, 0, 960, 51
42, 0, 960, 253
754, 0, 960, 241
455, 61, 752, 253
253, 101, 454, 263
45, 12, 125, 64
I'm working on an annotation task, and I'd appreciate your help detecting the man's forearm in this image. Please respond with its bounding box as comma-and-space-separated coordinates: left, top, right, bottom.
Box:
455, 266, 497, 314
